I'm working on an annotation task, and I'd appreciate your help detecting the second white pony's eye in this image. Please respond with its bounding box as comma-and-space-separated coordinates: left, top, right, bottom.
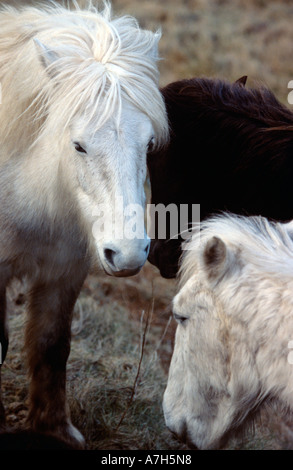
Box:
74, 142, 87, 154
173, 312, 189, 325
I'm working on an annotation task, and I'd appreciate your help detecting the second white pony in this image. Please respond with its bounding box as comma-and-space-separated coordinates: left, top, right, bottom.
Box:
164, 213, 293, 449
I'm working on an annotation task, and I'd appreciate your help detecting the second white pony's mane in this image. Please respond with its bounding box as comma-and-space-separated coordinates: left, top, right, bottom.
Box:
179, 213, 293, 286
0, 1, 168, 153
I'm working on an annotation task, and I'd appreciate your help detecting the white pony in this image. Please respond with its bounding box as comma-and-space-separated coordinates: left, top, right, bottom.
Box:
0, 1, 168, 447
163, 213, 293, 449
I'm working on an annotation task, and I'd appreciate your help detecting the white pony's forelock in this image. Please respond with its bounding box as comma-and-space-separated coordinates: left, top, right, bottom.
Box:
179, 213, 293, 287
0, 1, 168, 155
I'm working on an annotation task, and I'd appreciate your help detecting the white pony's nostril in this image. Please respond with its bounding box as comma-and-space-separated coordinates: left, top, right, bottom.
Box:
104, 247, 118, 269
144, 239, 150, 255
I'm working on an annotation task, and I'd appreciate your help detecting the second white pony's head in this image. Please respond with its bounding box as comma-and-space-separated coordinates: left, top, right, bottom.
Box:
34, 2, 168, 276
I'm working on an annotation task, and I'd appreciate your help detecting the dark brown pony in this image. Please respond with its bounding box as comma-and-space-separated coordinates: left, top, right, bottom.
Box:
147, 76, 293, 278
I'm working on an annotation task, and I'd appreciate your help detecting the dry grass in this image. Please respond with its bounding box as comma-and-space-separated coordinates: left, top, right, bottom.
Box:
1, 0, 293, 451
4, 268, 293, 450
3, 270, 180, 450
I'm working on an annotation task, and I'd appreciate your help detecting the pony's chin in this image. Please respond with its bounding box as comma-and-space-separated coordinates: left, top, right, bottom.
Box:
104, 265, 142, 277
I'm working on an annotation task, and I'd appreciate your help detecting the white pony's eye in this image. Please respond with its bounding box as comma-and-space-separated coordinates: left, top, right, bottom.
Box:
74, 142, 87, 154
173, 312, 189, 325
147, 136, 155, 153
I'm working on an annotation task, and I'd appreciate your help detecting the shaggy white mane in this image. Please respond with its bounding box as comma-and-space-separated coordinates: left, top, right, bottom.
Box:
0, 0, 168, 158
180, 213, 293, 286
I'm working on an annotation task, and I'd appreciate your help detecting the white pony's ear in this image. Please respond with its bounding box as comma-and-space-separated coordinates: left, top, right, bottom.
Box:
147, 30, 161, 61
34, 38, 59, 71
202, 236, 227, 280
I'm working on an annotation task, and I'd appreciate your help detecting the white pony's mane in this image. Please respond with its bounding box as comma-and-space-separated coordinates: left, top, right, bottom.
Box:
180, 213, 293, 287
0, 1, 168, 157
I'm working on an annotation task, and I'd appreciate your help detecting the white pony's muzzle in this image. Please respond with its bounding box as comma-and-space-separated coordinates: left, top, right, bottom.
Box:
102, 236, 150, 276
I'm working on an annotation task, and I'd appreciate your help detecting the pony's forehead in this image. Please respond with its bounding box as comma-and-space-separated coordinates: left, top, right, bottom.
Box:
173, 275, 200, 309
70, 98, 154, 140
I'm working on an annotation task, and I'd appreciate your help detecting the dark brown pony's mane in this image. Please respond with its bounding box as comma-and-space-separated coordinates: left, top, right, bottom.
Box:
161, 76, 293, 130
159, 77, 293, 173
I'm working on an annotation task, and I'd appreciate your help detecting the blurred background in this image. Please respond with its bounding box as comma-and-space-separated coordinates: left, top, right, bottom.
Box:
111, 0, 293, 103
1, 0, 293, 450
2, 0, 293, 101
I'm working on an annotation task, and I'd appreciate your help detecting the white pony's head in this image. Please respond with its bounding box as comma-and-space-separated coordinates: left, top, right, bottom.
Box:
20, 1, 168, 276
163, 214, 293, 449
